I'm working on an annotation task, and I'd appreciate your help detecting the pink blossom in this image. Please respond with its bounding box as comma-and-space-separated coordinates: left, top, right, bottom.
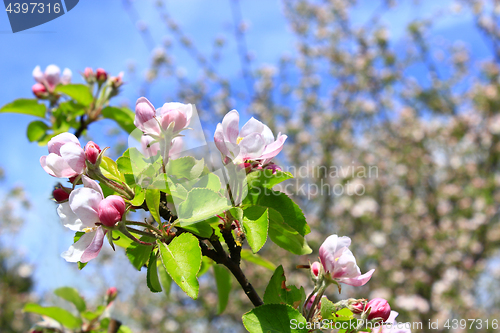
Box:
96, 68, 108, 83
52, 187, 70, 203
366, 298, 391, 322
141, 135, 183, 159
58, 176, 126, 263
84, 141, 101, 164
98, 195, 126, 227
318, 234, 375, 287
311, 261, 321, 277
214, 110, 287, 164
33, 65, 71, 92
32, 83, 47, 98
40, 133, 86, 178
369, 311, 412, 333
134, 97, 193, 136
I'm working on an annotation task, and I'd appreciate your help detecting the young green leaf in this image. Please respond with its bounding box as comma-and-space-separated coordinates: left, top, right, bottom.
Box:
158, 234, 202, 299
246, 169, 293, 189
23, 303, 82, 329
177, 188, 231, 224
147, 251, 162, 293
0, 98, 46, 117
145, 188, 161, 223
240, 249, 276, 271
242, 304, 308, 333
54, 287, 86, 313
26, 120, 49, 142
126, 236, 154, 270
241, 206, 269, 253
100, 156, 125, 182
158, 259, 173, 297
101, 106, 138, 136
54, 84, 93, 106
263, 265, 305, 308
213, 265, 232, 314
320, 297, 337, 320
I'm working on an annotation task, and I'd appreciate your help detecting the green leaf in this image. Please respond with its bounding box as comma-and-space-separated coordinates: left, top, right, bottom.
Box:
242, 206, 269, 253
101, 106, 137, 136
213, 265, 232, 314
199, 256, 213, 276
54, 287, 86, 313
55, 84, 93, 106
179, 221, 214, 238
73, 232, 88, 270
242, 304, 308, 333
244, 189, 310, 236
145, 188, 161, 223
147, 251, 162, 293
0, 98, 46, 117
126, 237, 154, 270
23, 303, 82, 329
263, 265, 305, 309
320, 297, 337, 320
158, 259, 173, 297
263, 206, 311, 255
166, 156, 205, 180
177, 188, 231, 224
247, 169, 293, 189
193, 173, 222, 192
26, 120, 49, 142
128, 185, 145, 206
240, 249, 276, 271
100, 156, 125, 182
158, 233, 202, 299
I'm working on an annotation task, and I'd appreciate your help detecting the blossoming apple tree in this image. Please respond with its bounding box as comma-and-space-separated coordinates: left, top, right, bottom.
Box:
1, 65, 411, 333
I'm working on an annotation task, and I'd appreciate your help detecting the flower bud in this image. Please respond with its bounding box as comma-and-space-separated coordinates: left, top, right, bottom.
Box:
83, 67, 95, 82
160, 108, 188, 132
349, 300, 365, 314
106, 286, 118, 304
85, 141, 101, 164
264, 163, 282, 174
53, 187, 70, 203
32, 83, 47, 98
365, 298, 391, 322
96, 68, 108, 83
98, 195, 126, 227
311, 261, 321, 278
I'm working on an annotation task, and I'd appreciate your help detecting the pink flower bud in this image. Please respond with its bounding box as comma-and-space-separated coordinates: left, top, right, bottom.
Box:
32, 83, 47, 98
311, 261, 321, 277
84, 67, 94, 78
350, 301, 365, 314
98, 195, 126, 227
106, 286, 118, 304
160, 108, 188, 132
53, 187, 70, 203
264, 163, 282, 174
96, 68, 108, 83
85, 141, 101, 164
365, 298, 391, 322
110, 72, 124, 89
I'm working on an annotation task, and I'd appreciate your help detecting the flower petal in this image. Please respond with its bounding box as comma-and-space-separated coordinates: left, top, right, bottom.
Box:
319, 235, 351, 272
82, 175, 104, 197
60, 142, 85, 174
134, 97, 160, 135
80, 227, 106, 263
260, 134, 287, 160
215, 123, 233, 157
45, 153, 79, 178
222, 110, 240, 143
40, 155, 56, 177
69, 187, 102, 227
57, 202, 83, 231
61, 231, 95, 262
240, 117, 265, 138
33, 65, 44, 83
261, 124, 275, 145
47, 132, 80, 155
61, 68, 72, 84
238, 133, 265, 160
337, 268, 375, 287
45, 64, 61, 89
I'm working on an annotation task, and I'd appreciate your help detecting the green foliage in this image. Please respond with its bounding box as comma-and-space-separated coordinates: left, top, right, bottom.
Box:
54, 84, 93, 106
240, 249, 276, 271
0, 98, 46, 117
54, 287, 86, 313
23, 303, 82, 329
177, 188, 231, 224
241, 206, 269, 253
145, 188, 161, 222
242, 304, 308, 333
101, 106, 137, 135
100, 156, 125, 183
126, 236, 154, 270
320, 297, 336, 320
166, 156, 205, 180
263, 265, 305, 309
26, 120, 49, 142
158, 233, 202, 299
147, 251, 162, 293
246, 169, 294, 189
213, 265, 232, 314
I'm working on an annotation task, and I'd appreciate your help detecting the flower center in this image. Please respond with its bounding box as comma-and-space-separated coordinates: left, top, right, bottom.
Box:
236, 137, 244, 144
82, 227, 98, 233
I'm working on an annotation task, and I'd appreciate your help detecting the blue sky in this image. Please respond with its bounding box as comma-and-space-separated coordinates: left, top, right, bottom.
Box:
0, 0, 491, 317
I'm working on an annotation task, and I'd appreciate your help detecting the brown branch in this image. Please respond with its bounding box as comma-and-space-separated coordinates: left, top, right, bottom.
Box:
107, 319, 122, 333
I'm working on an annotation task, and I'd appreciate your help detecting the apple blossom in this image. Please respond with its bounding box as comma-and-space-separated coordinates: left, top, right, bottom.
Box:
318, 234, 375, 287
83, 67, 94, 81
96, 68, 108, 83
369, 311, 412, 333
59, 176, 126, 263
33, 64, 72, 92
365, 298, 391, 322
141, 135, 183, 159
40, 133, 86, 178
134, 97, 193, 136
311, 261, 321, 278
52, 187, 70, 203
84, 141, 101, 165
214, 110, 287, 165
32, 83, 47, 98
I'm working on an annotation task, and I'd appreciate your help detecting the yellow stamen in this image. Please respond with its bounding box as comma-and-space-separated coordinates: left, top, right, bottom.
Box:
82, 227, 97, 233
236, 137, 244, 144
